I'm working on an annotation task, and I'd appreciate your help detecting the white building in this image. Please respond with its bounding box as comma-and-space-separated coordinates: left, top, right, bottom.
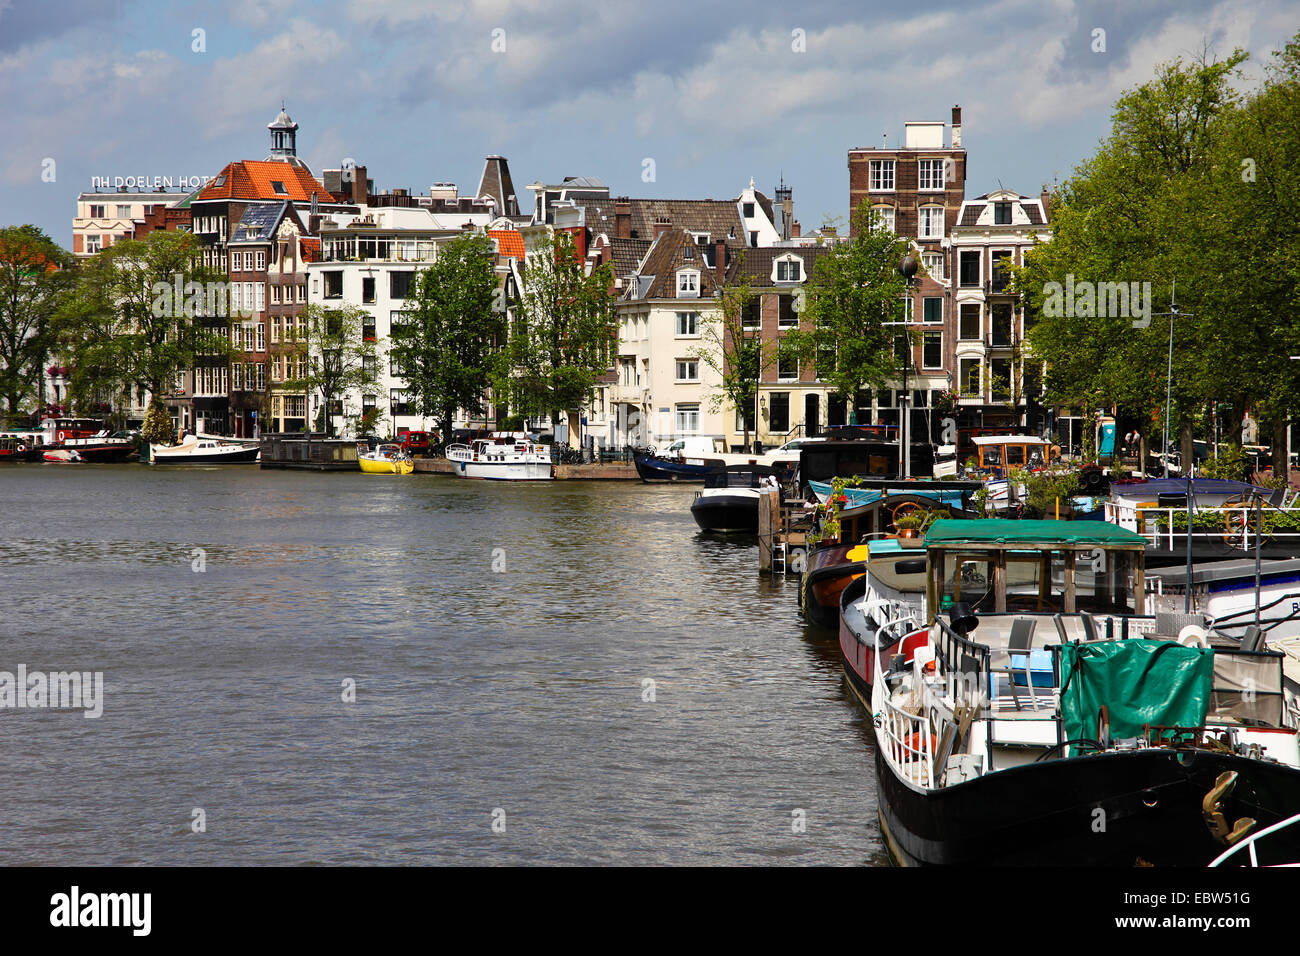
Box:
307, 204, 503, 437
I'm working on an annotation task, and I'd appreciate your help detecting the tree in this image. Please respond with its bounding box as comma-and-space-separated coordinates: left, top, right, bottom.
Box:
693, 268, 770, 449
1018, 44, 1256, 468
58, 230, 231, 426
283, 304, 381, 437
782, 204, 911, 420
498, 230, 616, 444
0, 225, 73, 419
389, 232, 503, 446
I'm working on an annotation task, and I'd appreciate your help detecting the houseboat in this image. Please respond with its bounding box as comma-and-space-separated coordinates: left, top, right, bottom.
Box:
259, 433, 360, 471
861, 519, 1300, 866
151, 434, 260, 464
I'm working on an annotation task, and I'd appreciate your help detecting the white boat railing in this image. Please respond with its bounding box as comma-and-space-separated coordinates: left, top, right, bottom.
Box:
1106, 501, 1300, 551
1208, 811, 1300, 867
876, 694, 936, 789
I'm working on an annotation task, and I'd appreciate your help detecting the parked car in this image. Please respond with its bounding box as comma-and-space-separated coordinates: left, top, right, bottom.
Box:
396, 430, 433, 456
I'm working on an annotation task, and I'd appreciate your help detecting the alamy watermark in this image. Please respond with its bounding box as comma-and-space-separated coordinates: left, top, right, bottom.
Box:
151, 273, 255, 319
0, 665, 104, 718
1042, 274, 1152, 328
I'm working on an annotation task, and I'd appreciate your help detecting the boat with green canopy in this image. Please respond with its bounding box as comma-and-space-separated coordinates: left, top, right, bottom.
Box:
858, 518, 1300, 866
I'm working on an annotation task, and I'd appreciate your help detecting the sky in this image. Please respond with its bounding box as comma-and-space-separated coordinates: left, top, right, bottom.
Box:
1, 0, 1296, 247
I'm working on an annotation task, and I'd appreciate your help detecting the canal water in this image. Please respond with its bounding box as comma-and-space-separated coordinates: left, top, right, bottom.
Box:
0, 466, 885, 865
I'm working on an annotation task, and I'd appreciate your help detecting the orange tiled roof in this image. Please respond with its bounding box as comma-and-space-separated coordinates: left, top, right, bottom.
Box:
300, 237, 321, 262
489, 229, 525, 259
197, 160, 335, 203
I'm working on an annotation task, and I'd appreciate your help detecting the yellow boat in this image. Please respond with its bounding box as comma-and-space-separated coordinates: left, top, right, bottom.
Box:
358, 443, 414, 475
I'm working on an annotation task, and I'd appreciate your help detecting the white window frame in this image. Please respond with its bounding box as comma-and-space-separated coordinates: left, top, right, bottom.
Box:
869, 159, 895, 192
919, 205, 945, 240
871, 205, 895, 233
675, 311, 699, 337
918, 159, 945, 192
677, 270, 700, 297
923, 252, 944, 282
675, 403, 700, 433
675, 358, 699, 383
777, 349, 799, 381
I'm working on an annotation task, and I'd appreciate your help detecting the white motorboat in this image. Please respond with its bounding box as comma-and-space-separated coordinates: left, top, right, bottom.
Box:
150, 434, 260, 464
445, 433, 552, 480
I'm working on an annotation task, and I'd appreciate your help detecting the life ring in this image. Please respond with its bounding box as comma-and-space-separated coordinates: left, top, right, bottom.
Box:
57, 430, 68, 442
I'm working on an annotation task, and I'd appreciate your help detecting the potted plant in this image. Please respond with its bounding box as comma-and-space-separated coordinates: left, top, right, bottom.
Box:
894, 512, 927, 545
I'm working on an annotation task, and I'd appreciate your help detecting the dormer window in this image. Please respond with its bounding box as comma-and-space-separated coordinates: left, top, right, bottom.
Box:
774, 256, 802, 282
994, 202, 1012, 225
271, 181, 288, 195
743, 202, 755, 218
677, 269, 700, 297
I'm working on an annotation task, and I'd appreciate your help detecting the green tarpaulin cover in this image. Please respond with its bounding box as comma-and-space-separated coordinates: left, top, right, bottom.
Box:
1059, 640, 1214, 744
926, 519, 1148, 548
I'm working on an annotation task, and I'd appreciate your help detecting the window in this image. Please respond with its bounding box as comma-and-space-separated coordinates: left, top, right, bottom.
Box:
363, 356, 376, 379
919, 206, 945, 240
869, 159, 895, 191
918, 159, 945, 191
271, 285, 281, 304
362, 277, 376, 304
923, 297, 943, 324
88, 205, 105, 218
390, 271, 414, 299
959, 304, 981, 340
922, 331, 943, 369
991, 303, 1013, 346
363, 314, 376, 342
959, 358, 981, 395
675, 312, 699, 336
255, 284, 265, 312
230, 284, 242, 313
749, 231, 758, 247
271, 181, 288, 195
959, 251, 980, 287
323, 271, 342, 298
871, 205, 895, 233
778, 348, 798, 380
233, 363, 243, 390
736, 406, 756, 432
899, 297, 914, 324
363, 394, 376, 416
675, 403, 700, 433
677, 270, 699, 297
991, 359, 1012, 400
743, 202, 755, 218
742, 299, 761, 331
116, 204, 132, 218
391, 389, 410, 416
256, 363, 266, 391
923, 252, 944, 281
85, 236, 101, 254
775, 258, 802, 282
256, 323, 265, 352
768, 392, 790, 432
256, 251, 266, 271
994, 202, 1012, 225
991, 251, 1012, 292
778, 295, 798, 328
675, 359, 698, 382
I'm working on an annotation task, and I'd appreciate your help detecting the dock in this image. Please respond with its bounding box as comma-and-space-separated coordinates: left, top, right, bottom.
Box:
759, 487, 810, 575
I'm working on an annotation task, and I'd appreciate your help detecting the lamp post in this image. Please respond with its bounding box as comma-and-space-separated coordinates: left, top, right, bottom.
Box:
1151, 280, 1193, 479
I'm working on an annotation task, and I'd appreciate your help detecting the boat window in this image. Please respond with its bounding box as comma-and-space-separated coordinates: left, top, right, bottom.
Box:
1006, 445, 1025, 466
982, 446, 1002, 466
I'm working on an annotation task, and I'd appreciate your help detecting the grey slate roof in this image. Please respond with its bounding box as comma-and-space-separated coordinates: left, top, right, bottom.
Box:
229, 201, 288, 243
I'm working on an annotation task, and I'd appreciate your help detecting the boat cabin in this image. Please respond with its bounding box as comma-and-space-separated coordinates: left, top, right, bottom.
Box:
970, 435, 1060, 478
923, 519, 1147, 618
703, 464, 780, 490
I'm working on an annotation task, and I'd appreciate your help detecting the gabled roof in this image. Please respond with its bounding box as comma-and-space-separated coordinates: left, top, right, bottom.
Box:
477, 156, 519, 217
574, 197, 746, 242
605, 236, 653, 279
728, 246, 831, 285
627, 229, 728, 300
195, 160, 335, 203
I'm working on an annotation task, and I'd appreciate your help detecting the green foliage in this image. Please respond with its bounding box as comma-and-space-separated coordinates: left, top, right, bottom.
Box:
140, 398, 174, 446
1011, 467, 1083, 516
1202, 443, 1248, 480
389, 232, 503, 444
0, 225, 73, 415
498, 230, 616, 438
781, 204, 911, 406
59, 230, 232, 411
1020, 35, 1300, 468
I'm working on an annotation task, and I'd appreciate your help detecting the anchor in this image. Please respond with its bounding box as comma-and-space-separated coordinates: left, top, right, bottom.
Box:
1201, 771, 1256, 846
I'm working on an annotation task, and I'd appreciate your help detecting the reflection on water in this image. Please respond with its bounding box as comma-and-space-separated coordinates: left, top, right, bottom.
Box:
0, 465, 884, 865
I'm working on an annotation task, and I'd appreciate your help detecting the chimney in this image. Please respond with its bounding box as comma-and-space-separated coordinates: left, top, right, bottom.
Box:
1040, 186, 1051, 222
615, 198, 631, 239
351, 165, 369, 206
951, 105, 962, 148
653, 216, 671, 240
791, 220, 801, 238
713, 238, 727, 285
